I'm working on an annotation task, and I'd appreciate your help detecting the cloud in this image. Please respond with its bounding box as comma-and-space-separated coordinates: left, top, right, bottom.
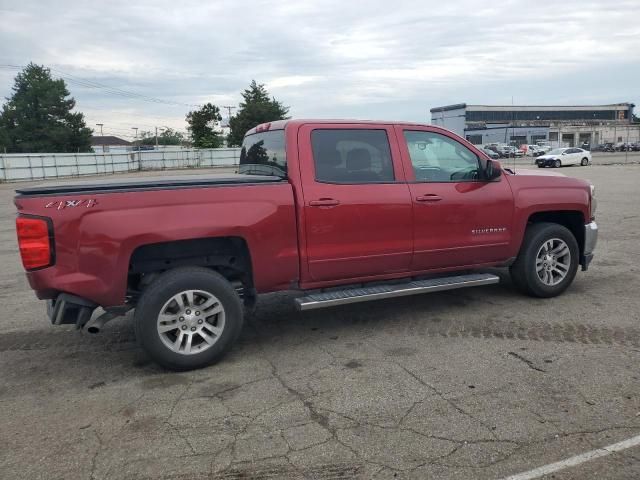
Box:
1, 0, 638, 135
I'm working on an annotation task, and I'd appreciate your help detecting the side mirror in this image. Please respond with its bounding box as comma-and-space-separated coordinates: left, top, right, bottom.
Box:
485, 159, 502, 181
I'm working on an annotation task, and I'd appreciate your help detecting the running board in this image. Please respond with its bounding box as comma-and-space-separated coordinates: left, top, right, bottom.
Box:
296, 273, 500, 311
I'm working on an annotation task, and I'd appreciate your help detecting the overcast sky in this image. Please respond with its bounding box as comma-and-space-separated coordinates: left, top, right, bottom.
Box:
1, 0, 639, 139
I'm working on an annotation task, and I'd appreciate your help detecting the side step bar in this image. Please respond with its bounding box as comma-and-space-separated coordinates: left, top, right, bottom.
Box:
296, 273, 500, 311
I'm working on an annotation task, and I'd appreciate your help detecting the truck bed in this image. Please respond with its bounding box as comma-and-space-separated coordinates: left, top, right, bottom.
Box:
15, 173, 284, 196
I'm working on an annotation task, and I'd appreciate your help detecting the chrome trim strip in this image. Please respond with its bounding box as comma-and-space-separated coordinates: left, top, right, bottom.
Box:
296, 274, 500, 311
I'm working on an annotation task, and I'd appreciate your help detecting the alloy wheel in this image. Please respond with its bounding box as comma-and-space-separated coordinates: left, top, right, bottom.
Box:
156, 290, 225, 355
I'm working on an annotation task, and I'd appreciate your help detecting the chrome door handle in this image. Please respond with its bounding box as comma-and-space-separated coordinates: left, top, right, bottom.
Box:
309, 198, 340, 207
415, 194, 442, 202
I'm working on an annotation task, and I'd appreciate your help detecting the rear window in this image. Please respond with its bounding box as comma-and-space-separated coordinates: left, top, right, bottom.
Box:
238, 131, 286, 177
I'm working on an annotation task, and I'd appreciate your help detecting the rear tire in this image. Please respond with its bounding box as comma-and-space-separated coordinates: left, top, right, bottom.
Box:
134, 267, 243, 370
581, 157, 589, 166
510, 222, 579, 298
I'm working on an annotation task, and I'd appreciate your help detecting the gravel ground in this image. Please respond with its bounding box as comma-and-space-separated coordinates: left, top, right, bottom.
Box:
0, 165, 638, 479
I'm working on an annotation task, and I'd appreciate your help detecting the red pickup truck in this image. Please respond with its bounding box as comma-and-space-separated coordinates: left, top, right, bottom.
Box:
14, 120, 598, 370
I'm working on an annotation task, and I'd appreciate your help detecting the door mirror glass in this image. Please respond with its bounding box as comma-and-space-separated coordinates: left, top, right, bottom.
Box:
485, 159, 502, 181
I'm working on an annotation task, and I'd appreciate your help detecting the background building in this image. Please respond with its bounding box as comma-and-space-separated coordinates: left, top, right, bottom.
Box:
430, 103, 638, 147
91, 135, 132, 153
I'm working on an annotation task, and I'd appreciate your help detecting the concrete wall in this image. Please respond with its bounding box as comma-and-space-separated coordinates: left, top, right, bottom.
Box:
0, 148, 241, 182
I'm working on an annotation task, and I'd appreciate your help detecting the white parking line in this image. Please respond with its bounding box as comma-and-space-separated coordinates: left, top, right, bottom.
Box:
500, 433, 640, 480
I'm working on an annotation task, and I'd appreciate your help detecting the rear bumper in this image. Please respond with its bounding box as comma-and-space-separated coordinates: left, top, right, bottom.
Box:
47, 293, 97, 326
581, 221, 598, 271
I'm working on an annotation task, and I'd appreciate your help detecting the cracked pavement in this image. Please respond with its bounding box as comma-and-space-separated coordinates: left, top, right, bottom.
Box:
0, 165, 639, 479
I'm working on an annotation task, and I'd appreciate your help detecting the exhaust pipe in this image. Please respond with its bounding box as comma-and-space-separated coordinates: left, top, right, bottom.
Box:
82, 306, 134, 334
84, 313, 111, 334
83, 310, 126, 334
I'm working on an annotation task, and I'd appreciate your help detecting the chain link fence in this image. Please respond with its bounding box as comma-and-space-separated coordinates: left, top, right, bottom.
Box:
0, 148, 241, 182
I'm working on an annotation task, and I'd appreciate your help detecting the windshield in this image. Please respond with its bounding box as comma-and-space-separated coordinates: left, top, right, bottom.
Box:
547, 148, 565, 155
238, 130, 286, 177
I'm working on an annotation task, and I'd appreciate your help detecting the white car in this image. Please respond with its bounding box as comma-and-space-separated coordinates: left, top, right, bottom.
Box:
536, 147, 592, 168
525, 145, 544, 156
536, 144, 552, 154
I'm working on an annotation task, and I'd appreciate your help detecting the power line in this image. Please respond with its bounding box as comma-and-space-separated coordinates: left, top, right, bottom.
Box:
0, 64, 203, 108
222, 105, 236, 119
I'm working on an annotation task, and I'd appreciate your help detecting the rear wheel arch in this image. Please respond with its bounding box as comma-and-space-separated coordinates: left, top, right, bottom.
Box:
134, 266, 244, 370
127, 236, 255, 303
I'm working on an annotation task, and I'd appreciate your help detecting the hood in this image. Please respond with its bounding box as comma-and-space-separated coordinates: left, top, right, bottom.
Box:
538, 154, 560, 160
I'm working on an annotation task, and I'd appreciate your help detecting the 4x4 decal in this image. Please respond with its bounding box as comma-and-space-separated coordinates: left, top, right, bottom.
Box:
45, 199, 98, 210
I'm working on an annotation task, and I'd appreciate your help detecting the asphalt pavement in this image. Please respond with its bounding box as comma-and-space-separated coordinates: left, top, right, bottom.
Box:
0, 164, 638, 479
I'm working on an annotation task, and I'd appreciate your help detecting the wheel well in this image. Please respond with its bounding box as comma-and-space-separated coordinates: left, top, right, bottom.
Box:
527, 211, 585, 254
127, 237, 254, 300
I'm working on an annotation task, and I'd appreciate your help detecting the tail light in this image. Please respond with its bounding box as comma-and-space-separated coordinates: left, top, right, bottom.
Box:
16, 215, 54, 270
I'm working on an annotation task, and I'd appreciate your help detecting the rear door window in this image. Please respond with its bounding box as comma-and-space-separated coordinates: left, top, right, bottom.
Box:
311, 129, 395, 183
239, 130, 286, 177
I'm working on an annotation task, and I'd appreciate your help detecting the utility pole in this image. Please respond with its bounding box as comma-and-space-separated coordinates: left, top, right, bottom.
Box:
96, 123, 104, 153
222, 106, 236, 119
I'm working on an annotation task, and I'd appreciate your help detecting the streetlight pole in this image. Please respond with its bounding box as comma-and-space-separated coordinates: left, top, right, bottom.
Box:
156, 127, 167, 149
96, 123, 104, 153
132, 127, 139, 170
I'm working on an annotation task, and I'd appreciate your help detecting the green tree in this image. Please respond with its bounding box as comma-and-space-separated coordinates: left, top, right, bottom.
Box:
0, 63, 92, 153
185, 103, 223, 148
139, 128, 186, 146
227, 80, 289, 147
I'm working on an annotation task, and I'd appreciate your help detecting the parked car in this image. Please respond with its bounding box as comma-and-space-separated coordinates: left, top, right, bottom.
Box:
484, 144, 505, 158
14, 119, 598, 370
595, 143, 615, 152
524, 145, 544, 157
502, 145, 524, 158
614, 142, 634, 152
482, 148, 500, 159
536, 147, 592, 168
536, 143, 552, 154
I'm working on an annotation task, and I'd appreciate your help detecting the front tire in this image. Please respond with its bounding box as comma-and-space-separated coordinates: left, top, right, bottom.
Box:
554, 159, 562, 168
510, 222, 579, 298
134, 267, 244, 370
581, 157, 589, 166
